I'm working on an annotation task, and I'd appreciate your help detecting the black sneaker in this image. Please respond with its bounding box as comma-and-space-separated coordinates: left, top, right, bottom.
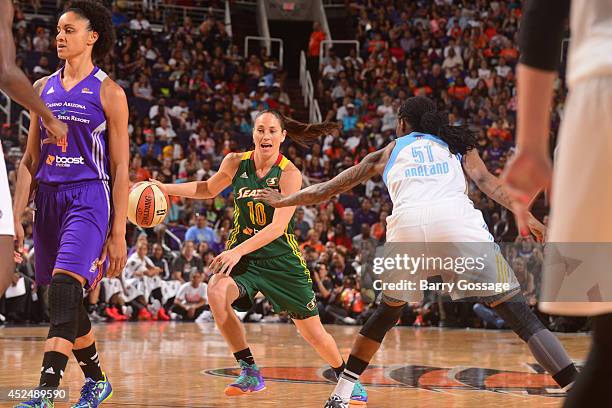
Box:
324, 395, 348, 408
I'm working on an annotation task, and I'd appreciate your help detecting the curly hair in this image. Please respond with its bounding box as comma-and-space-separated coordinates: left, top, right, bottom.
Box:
398, 96, 478, 155
64, 0, 115, 61
254, 110, 339, 147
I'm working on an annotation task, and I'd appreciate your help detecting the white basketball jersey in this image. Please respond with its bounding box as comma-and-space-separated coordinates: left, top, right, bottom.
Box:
383, 132, 468, 211
567, 0, 612, 88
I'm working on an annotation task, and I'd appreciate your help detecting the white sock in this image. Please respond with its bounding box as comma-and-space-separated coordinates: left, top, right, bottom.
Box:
333, 370, 359, 402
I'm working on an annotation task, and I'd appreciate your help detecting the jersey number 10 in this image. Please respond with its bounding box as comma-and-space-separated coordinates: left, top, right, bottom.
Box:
247, 201, 267, 226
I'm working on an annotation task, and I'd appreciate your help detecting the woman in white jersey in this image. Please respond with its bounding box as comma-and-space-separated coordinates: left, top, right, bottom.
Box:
260, 96, 578, 408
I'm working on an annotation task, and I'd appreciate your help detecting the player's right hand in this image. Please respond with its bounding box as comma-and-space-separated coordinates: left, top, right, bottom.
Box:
41, 115, 68, 145
148, 178, 167, 194
502, 150, 552, 237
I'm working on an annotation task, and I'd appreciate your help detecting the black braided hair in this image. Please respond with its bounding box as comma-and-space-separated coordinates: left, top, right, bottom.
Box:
398, 96, 478, 155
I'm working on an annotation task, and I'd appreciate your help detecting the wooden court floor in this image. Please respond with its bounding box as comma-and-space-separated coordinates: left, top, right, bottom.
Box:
0, 322, 590, 407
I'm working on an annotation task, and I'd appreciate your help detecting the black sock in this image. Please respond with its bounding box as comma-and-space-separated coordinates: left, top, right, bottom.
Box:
552, 363, 578, 388
39, 351, 69, 388
73, 342, 104, 382
233, 348, 255, 366
332, 361, 346, 379
345, 355, 370, 377
564, 313, 612, 408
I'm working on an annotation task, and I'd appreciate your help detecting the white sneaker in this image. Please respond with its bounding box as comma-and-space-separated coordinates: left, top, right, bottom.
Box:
342, 316, 357, 325
249, 313, 263, 322
170, 312, 181, 321
195, 310, 213, 323
89, 310, 106, 323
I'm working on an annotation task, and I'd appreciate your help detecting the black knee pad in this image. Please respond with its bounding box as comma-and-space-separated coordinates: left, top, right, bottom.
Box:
359, 302, 405, 343
490, 293, 545, 342
47, 274, 83, 343
76, 302, 91, 339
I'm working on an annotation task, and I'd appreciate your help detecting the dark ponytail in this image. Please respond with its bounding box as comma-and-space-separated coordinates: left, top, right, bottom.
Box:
255, 110, 339, 147
398, 96, 477, 155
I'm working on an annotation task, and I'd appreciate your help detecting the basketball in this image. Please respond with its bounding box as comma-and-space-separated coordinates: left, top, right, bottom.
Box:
127, 181, 169, 228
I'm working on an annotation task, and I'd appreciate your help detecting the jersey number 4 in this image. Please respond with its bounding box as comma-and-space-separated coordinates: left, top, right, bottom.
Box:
56, 137, 68, 153
247, 201, 267, 226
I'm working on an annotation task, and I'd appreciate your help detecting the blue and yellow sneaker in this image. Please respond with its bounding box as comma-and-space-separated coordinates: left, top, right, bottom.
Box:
71, 373, 113, 408
14, 398, 53, 408
350, 381, 368, 406
224, 361, 266, 396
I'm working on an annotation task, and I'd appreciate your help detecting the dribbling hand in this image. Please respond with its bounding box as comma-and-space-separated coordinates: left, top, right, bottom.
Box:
148, 178, 167, 194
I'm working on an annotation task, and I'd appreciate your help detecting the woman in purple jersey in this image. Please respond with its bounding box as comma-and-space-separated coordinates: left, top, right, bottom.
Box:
12, 2, 128, 407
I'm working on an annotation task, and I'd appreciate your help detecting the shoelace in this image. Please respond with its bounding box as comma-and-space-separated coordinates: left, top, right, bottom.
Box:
235, 368, 258, 387
78, 379, 98, 405
328, 395, 347, 408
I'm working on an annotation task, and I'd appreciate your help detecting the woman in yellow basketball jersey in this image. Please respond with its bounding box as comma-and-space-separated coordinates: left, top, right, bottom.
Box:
154, 110, 368, 403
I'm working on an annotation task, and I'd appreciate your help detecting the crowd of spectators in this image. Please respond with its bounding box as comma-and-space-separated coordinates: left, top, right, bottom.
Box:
0, 1, 584, 333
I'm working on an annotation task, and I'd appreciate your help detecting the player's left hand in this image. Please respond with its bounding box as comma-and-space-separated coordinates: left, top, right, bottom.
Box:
100, 234, 128, 278
257, 188, 285, 208
210, 248, 243, 276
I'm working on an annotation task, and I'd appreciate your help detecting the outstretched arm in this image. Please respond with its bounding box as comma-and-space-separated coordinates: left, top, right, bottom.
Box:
153, 153, 240, 199
258, 142, 395, 207
463, 149, 545, 240
0, 1, 66, 141
463, 149, 515, 210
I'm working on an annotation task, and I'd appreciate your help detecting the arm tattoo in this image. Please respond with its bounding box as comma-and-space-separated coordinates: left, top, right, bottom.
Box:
488, 183, 514, 210
281, 150, 384, 206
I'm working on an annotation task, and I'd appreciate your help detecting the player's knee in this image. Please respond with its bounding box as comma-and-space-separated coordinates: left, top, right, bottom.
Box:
360, 302, 406, 343
490, 293, 545, 342
48, 273, 83, 343
76, 302, 92, 339
207, 277, 231, 305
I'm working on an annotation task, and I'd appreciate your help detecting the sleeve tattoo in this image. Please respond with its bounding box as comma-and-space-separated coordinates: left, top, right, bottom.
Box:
280, 149, 386, 206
